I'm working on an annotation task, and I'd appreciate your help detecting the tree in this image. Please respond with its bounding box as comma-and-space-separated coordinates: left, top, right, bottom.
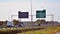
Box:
35, 19, 45, 24
13, 19, 19, 25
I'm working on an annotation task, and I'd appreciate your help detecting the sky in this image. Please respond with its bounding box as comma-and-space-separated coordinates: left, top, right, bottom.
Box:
0, 0, 60, 22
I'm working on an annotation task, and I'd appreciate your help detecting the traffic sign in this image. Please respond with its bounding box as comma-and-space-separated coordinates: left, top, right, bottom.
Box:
18, 11, 29, 18
36, 9, 46, 18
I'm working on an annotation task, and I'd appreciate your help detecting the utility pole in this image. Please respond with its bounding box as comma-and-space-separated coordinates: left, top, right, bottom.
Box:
31, 0, 33, 22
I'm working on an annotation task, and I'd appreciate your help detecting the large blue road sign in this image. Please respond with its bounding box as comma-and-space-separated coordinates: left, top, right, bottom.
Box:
36, 9, 46, 18
18, 11, 29, 18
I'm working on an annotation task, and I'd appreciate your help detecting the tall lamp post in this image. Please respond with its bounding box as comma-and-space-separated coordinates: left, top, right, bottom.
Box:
31, 0, 33, 22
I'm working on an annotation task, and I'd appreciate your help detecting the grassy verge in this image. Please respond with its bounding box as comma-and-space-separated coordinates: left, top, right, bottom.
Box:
17, 26, 60, 34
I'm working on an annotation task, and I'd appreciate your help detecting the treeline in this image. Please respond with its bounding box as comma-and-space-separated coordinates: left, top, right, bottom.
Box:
0, 19, 19, 27
0, 19, 60, 27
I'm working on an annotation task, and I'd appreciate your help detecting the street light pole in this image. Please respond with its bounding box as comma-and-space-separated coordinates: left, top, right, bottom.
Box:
31, 0, 33, 22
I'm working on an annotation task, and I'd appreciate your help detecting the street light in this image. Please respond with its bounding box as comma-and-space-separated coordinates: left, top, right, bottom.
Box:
31, 0, 33, 22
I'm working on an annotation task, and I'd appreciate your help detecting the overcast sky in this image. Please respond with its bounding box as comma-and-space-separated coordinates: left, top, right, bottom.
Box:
0, 0, 60, 22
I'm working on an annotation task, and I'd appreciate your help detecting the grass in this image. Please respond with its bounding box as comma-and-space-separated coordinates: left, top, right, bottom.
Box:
0, 26, 60, 34
17, 26, 60, 34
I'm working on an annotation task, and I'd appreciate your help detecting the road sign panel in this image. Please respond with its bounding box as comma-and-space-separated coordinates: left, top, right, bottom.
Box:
36, 9, 46, 18
18, 11, 29, 18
